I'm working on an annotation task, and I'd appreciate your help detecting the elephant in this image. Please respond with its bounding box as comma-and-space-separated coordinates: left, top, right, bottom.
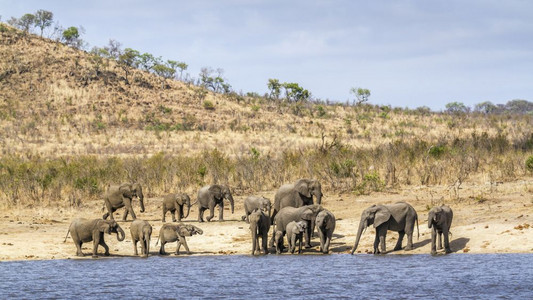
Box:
130, 219, 152, 257
249, 209, 271, 255
428, 205, 453, 255
273, 230, 284, 254
64, 218, 125, 258
286, 221, 307, 254
242, 196, 271, 223
270, 204, 323, 251
197, 184, 234, 222
351, 202, 419, 255
271, 179, 323, 223
316, 209, 336, 254
162, 193, 192, 222
102, 183, 145, 221
156, 223, 203, 255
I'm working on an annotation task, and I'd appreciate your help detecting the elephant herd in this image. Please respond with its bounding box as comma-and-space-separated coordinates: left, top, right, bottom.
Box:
64, 179, 454, 257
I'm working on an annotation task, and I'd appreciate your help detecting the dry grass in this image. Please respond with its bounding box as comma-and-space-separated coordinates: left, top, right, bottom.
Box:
1, 25, 533, 208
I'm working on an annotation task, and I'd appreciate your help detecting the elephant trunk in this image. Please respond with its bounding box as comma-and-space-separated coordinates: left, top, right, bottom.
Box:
184, 199, 191, 219
139, 195, 145, 213
351, 218, 367, 254
315, 192, 322, 205
428, 212, 434, 228
228, 194, 234, 214
116, 226, 125, 241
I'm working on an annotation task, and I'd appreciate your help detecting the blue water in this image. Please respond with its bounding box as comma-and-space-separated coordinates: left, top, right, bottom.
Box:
0, 254, 531, 299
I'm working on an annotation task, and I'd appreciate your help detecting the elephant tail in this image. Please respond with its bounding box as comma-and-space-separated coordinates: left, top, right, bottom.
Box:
155, 236, 159, 246
63, 228, 70, 243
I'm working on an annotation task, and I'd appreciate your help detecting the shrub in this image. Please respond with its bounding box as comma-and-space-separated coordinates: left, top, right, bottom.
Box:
203, 100, 215, 110
526, 156, 533, 173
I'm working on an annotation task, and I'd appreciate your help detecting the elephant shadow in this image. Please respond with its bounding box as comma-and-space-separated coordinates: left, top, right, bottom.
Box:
450, 237, 470, 253
331, 233, 345, 239
413, 238, 431, 249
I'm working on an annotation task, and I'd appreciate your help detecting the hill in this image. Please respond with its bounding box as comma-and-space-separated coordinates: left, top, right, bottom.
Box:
1, 24, 533, 206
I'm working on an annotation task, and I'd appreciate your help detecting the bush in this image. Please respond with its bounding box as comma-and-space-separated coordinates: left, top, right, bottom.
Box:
203, 100, 215, 110
526, 156, 533, 173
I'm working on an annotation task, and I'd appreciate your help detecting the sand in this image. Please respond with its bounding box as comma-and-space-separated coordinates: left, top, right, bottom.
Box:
1, 180, 532, 261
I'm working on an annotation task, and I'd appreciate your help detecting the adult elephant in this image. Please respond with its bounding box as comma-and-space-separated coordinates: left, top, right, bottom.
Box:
64, 218, 125, 258
270, 204, 323, 251
102, 183, 145, 221
428, 205, 453, 255
197, 184, 234, 222
242, 196, 271, 223
271, 179, 323, 225
351, 202, 419, 255
162, 193, 192, 222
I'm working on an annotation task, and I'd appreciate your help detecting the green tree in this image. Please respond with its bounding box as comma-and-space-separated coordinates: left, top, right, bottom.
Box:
62, 26, 81, 47
282, 82, 309, 102
177, 62, 188, 79
138, 53, 156, 72
350, 87, 371, 105
18, 13, 35, 33
153, 61, 175, 89
474, 101, 497, 114
119, 48, 140, 84
267, 78, 281, 100
89, 47, 110, 76
445, 101, 470, 114
34, 9, 53, 37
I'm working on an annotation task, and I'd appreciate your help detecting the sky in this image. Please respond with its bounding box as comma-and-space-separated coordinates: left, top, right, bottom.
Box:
1, 0, 532, 110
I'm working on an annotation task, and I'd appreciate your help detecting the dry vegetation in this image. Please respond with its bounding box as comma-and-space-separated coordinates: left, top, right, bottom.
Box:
1, 24, 533, 210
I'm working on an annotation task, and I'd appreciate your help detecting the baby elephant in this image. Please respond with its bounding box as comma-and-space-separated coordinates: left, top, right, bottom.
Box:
249, 209, 271, 255
286, 220, 307, 254
316, 209, 336, 254
273, 230, 284, 254
156, 223, 203, 255
242, 196, 271, 223
130, 219, 152, 257
162, 193, 192, 222
428, 205, 453, 254
64, 218, 125, 258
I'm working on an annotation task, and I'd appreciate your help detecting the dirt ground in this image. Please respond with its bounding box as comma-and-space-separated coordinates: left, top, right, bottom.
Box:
1, 179, 532, 261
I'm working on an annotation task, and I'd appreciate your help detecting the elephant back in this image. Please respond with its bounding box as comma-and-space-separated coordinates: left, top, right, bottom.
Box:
274, 183, 296, 210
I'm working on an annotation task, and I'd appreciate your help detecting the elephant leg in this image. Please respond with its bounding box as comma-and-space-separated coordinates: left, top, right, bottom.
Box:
92, 233, 101, 258
176, 207, 181, 222
123, 198, 136, 221
179, 236, 190, 254
159, 241, 166, 255
431, 228, 437, 255
395, 231, 405, 251
198, 207, 205, 222
319, 231, 325, 253
406, 230, 414, 251
437, 231, 443, 250
76, 241, 84, 257
103, 200, 113, 220
140, 238, 146, 257
133, 239, 138, 256
206, 202, 216, 222
373, 232, 380, 254
298, 236, 303, 254
99, 239, 110, 256
443, 229, 452, 253
218, 201, 224, 221
162, 207, 167, 222
261, 233, 268, 255
304, 225, 312, 248
324, 233, 331, 254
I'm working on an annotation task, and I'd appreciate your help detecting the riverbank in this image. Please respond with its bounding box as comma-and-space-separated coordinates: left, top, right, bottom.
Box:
1, 180, 532, 261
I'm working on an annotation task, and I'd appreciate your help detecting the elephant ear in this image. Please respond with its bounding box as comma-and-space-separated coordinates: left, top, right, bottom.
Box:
98, 221, 111, 234
295, 180, 311, 198
119, 184, 133, 199
300, 208, 314, 221
373, 208, 391, 228
178, 226, 191, 237
208, 185, 223, 199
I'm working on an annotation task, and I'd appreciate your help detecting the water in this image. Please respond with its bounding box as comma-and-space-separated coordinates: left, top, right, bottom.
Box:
0, 254, 531, 299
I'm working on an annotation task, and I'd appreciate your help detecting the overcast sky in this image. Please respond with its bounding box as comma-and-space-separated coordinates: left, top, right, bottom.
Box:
2, 0, 532, 110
